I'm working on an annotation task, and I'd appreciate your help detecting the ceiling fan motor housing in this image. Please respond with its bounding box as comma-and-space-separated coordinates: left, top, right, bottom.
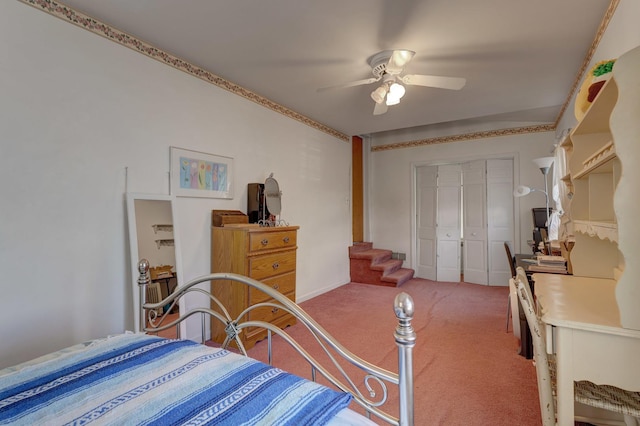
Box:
368, 49, 415, 77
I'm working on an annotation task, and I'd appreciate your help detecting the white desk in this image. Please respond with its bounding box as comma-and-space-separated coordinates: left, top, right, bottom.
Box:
533, 273, 640, 425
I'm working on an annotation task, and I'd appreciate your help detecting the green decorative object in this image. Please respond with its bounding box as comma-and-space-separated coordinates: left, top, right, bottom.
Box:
592, 59, 615, 77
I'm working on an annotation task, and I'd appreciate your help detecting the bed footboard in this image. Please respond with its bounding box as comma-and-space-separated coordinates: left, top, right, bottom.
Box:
137, 259, 415, 426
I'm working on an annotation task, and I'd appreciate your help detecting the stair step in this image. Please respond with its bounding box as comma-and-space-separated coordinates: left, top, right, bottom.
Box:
380, 268, 415, 287
349, 249, 392, 263
370, 259, 403, 275
348, 242, 373, 255
348, 242, 415, 287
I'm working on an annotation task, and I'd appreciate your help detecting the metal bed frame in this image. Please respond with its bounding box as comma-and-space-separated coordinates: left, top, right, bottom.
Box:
137, 259, 416, 426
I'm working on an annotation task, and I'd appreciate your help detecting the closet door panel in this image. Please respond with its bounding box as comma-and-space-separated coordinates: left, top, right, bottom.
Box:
416, 166, 437, 280
487, 159, 514, 286
436, 165, 461, 282
463, 160, 488, 284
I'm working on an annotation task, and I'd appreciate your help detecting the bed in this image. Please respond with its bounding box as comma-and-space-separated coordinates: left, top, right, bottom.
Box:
0, 259, 416, 425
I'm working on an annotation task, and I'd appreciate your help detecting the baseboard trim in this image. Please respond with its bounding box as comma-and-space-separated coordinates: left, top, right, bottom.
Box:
296, 281, 348, 303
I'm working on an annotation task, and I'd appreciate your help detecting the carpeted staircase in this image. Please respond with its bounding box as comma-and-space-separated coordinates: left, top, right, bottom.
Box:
349, 242, 414, 287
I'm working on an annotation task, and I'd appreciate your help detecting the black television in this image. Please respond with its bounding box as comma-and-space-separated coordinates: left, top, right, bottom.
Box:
532, 207, 553, 229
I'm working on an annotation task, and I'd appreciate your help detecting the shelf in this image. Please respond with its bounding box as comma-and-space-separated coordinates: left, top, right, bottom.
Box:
573, 141, 617, 179
155, 239, 174, 249
572, 78, 618, 136
573, 220, 617, 243
152, 224, 173, 234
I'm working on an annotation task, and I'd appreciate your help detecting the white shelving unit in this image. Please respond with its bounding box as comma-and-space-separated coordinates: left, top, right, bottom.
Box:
562, 45, 640, 331
610, 45, 640, 331
566, 77, 621, 280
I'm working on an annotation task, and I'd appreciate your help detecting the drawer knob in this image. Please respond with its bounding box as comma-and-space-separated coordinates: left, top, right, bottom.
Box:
261, 238, 269, 246
272, 284, 280, 290
271, 307, 279, 314
283, 236, 290, 243
272, 262, 279, 270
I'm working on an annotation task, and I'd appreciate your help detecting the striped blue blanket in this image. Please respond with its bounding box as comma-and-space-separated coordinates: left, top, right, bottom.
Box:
0, 334, 352, 425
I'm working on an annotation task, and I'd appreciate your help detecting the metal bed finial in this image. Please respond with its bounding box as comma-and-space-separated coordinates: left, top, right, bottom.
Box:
138, 259, 150, 285
394, 292, 415, 321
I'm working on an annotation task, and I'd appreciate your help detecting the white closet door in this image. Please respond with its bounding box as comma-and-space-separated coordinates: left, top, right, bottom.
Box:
463, 160, 488, 285
416, 166, 437, 280
487, 159, 514, 286
436, 165, 462, 282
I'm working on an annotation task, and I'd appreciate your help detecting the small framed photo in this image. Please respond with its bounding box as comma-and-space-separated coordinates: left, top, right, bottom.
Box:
170, 147, 233, 199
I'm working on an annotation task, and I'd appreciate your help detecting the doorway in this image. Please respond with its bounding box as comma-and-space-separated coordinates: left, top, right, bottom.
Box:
415, 158, 514, 285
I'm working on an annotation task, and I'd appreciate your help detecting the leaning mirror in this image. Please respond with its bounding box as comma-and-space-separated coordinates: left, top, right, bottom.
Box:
126, 193, 183, 334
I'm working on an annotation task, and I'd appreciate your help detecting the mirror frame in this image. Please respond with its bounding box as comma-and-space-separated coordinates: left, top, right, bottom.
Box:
126, 193, 184, 334
264, 175, 281, 216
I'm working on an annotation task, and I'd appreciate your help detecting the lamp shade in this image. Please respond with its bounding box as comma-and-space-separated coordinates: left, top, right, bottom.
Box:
513, 185, 532, 197
532, 156, 554, 171
388, 82, 406, 99
371, 85, 388, 104
385, 95, 401, 106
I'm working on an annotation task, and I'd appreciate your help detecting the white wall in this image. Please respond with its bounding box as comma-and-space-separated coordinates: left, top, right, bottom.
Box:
368, 132, 555, 263
0, 1, 351, 369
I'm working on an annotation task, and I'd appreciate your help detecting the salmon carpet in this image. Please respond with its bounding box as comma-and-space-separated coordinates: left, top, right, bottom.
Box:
245, 278, 542, 425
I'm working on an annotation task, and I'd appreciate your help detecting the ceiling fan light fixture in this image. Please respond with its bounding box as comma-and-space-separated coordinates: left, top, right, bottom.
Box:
371, 85, 388, 104
386, 94, 401, 106
388, 82, 406, 99
321, 49, 467, 117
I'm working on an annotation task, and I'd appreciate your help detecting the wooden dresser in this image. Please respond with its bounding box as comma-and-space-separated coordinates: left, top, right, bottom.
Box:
210, 224, 299, 349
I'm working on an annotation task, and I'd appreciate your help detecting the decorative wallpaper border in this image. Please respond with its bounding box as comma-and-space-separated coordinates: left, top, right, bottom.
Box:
19, 0, 350, 142
372, 124, 556, 152
20, 0, 618, 150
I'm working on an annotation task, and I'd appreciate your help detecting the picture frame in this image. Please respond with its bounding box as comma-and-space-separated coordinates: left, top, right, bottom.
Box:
170, 147, 234, 199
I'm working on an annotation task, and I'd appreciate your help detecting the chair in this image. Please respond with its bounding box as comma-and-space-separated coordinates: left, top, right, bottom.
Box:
504, 242, 517, 278
513, 270, 640, 426
504, 242, 518, 333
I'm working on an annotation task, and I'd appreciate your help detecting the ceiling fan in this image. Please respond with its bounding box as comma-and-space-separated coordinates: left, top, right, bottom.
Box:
318, 49, 466, 115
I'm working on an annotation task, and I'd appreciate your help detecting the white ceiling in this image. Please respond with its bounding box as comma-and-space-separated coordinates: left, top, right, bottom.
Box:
57, 0, 611, 139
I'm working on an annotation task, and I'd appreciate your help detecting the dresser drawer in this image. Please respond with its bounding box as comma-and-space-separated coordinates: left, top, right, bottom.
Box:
245, 291, 296, 338
244, 312, 296, 345
249, 230, 297, 253
250, 272, 296, 305
248, 250, 296, 281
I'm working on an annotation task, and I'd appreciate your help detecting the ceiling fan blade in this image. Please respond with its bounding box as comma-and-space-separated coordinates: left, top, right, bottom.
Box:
385, 50, 415, 75
401, 74, 466, 90
373, 102, 388, 115
316, 77, 380, 92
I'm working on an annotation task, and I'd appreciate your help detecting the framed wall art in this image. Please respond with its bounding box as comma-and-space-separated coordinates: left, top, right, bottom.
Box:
170, 147, 233, 199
